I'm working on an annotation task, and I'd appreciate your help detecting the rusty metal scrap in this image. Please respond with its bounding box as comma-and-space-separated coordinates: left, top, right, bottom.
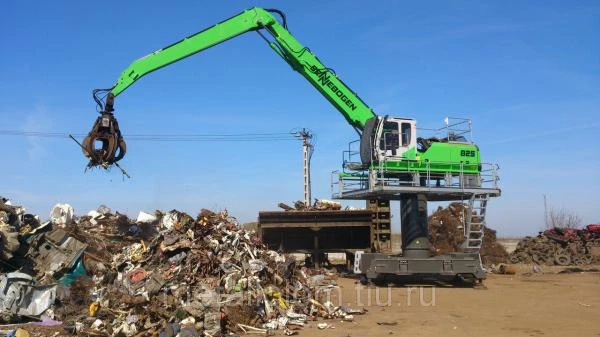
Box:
0, 199, 366, 335
27, 228, 88, 280
428, 203, 508, 265
279, 199, 343, 211
0, 197, 36, 262
509, 226, 600, 266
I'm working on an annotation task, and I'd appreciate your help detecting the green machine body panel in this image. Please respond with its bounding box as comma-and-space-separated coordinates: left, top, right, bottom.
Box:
379, 143, 480, 174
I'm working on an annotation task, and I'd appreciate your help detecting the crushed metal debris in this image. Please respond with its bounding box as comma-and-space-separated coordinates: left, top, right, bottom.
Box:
0, 197, 365, 336
428, 203, 508, 265
509, 226, 600, 266
278, 199, 349, 212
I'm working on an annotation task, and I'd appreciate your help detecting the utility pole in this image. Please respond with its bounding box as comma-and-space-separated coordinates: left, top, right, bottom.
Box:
293, 129, 314, 207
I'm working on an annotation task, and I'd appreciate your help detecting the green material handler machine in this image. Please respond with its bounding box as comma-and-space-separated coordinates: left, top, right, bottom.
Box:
82, 7, 500, 283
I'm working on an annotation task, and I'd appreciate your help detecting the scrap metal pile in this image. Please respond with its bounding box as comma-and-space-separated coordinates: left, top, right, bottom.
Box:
0, 197, 364, 336
278, 200, 343, 211
509, 226, 600, 266
428, 203, 508, 265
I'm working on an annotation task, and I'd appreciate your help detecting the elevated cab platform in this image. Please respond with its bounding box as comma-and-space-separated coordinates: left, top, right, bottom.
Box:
332, 117, 500, 202
331, 162, 501, 202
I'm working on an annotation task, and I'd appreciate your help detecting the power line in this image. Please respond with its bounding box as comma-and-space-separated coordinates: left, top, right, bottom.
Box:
0, 130, 298, 142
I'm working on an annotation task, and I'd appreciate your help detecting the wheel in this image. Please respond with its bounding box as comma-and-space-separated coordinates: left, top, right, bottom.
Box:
554, 253, 571, 266
455, 274, 477, 286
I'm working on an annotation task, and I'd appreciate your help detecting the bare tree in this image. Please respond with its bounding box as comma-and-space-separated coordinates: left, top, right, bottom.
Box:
548, 207, 582, 229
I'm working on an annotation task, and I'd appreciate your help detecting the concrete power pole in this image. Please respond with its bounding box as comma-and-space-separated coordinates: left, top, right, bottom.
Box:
293, 129, 314, 207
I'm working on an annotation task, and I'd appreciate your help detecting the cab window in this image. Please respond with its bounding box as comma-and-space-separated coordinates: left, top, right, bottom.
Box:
401, 123, 411, 147
379, 122, 399, 151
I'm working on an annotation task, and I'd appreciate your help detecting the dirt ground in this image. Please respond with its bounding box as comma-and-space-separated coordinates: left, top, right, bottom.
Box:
303, 266, 600, 337
2, 266, 598, 336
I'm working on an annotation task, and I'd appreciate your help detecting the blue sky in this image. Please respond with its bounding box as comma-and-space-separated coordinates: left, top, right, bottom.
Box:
1, 1, 598, 236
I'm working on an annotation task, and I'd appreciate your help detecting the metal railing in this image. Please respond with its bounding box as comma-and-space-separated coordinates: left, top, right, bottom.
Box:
417, 117, 473, 143
342, 117, 475, 172
334, 116, 497, 198
332, 159, 500, 198
341, 139, 362, 172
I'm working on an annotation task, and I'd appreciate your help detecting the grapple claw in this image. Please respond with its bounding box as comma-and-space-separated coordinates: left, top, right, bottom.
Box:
82, 112, 126, 167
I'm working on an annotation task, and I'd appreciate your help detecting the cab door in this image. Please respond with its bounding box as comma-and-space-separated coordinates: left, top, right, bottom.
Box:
376, 120, 400, 160
375, 118, 415, 161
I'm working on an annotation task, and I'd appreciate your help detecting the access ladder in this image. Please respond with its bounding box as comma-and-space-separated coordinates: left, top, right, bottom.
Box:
462, 193, 490, 252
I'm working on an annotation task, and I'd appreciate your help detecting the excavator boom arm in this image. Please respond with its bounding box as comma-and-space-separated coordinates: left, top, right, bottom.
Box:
107, 7, 375, 131
110, 8, 271, 97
